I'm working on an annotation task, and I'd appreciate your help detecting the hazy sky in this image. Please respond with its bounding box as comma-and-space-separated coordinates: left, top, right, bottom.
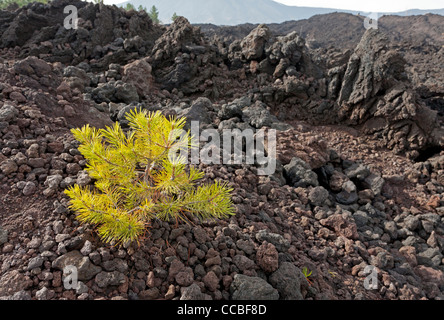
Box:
102, 0, 443, 11
103, 0, 125, 5
274, 0, 444, 12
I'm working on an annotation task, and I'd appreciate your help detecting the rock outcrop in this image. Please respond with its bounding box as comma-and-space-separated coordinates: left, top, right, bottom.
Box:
0, 0, 163, 68
334, 29, 443, 157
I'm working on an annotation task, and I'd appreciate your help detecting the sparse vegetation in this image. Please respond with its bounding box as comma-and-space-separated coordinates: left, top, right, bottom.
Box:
122, 3, 161, 24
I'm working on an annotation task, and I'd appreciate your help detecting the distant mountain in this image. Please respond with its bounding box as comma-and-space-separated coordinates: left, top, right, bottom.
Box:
118, 0, 358, 25
197, 12, 444, 50
117, 0, 444, 25
393, 8, 444, 16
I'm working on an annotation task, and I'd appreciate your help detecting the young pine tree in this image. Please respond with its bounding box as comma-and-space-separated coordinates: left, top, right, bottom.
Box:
148, 5, 160, 24
124, 3, 135, 11
64, 110, 235, 246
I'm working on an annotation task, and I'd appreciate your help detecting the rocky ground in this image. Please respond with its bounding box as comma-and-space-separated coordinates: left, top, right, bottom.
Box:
0, 0, 443, 300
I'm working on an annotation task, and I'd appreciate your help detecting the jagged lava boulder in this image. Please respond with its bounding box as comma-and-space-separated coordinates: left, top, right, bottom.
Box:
335, 29, 443, 157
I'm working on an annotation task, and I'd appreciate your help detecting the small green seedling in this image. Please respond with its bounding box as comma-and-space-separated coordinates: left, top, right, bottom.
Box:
328, 270, 338, 278
302, 267, 313, 286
